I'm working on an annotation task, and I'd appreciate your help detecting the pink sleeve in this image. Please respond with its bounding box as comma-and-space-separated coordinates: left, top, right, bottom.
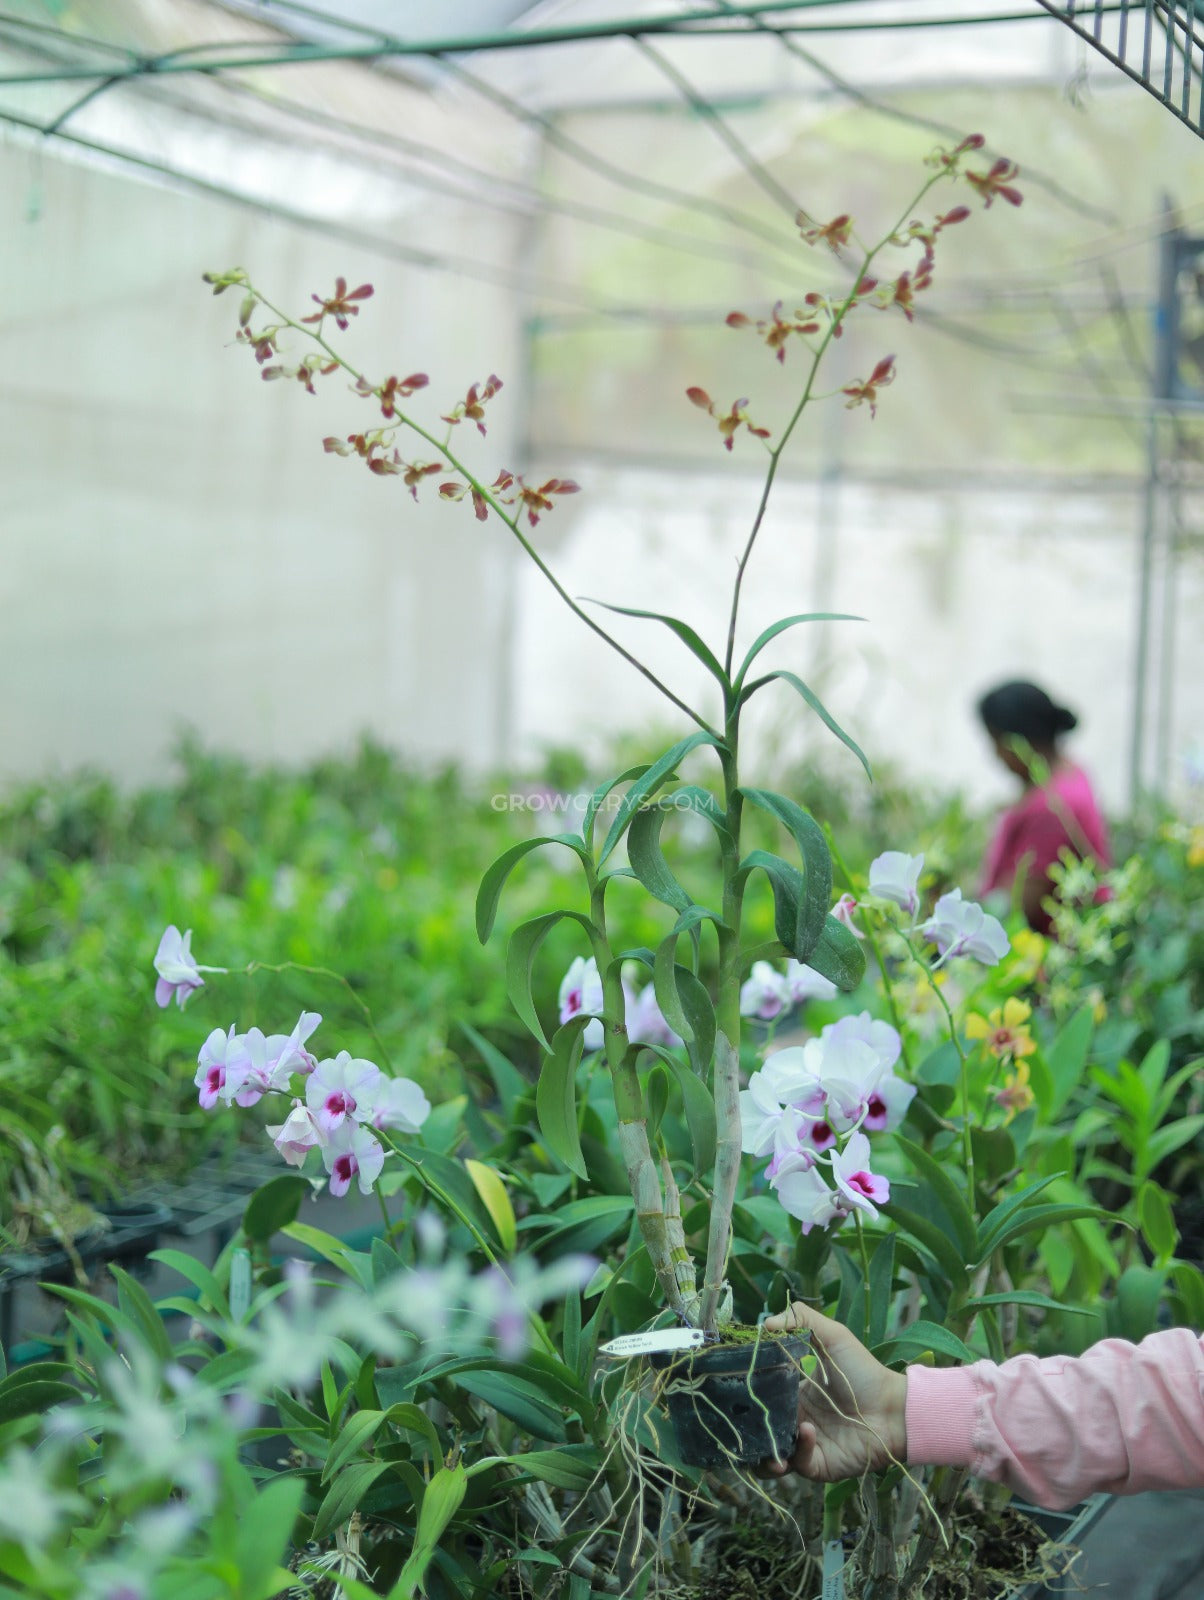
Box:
905, 1329, 1204, 1511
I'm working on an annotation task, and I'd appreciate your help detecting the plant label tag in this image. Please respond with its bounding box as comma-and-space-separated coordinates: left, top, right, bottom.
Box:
598, 1329, 707, 1358
821, 1541, 846, 1600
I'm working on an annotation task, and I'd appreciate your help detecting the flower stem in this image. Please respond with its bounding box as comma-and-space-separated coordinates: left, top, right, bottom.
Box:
854, 1210, 873, 1343
249, 289, 716, 736
825, 829, 915, 1078
722, 163, 957, 678
900, 932, 975, 1205
242, 958, 394, 1072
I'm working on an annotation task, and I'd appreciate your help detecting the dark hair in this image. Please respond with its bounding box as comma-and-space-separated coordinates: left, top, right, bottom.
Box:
977, 680, 1077, 748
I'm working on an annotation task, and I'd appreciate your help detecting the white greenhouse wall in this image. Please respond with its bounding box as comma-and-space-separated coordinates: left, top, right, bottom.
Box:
1, 135, 525, 786
509, 466, 1204, 816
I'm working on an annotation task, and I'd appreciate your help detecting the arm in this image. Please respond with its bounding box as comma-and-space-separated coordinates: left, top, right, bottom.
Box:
908, 1327, 1204, 1510
764, 1305, 1204, 1512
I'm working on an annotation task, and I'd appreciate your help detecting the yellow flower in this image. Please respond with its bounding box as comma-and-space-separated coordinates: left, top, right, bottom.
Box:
1188, 827, 1204, 870
992, 1058, 1034, 1123
965, 997, 1037, 1062
1008, 928, 1047, 979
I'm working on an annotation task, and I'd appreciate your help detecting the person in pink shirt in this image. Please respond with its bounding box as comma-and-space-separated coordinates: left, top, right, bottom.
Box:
976, 680, 1111, 935
762, 1301, 1204, 1511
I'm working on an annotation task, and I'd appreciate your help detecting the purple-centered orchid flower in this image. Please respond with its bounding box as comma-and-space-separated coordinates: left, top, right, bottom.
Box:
784, 959, 838, 1003
365, 1074, 432, 1135
765, 1106, 838, 1179
921, 889, 1009, 966
558, 956, 607, 1052
771, 1152, 842, 1234
321, 1121, 386, 1198
830, 1130, 890, 1219
831, 893, 865, 937
154, 925, 204, 1009
868, 851, 925, 916
266, 1100, 326, 1167
823, 1012, 902, 1074
739, 960, 792, 1021
862, 1073, 917, 1133
627, 984, 683, 1048
195, 1025, 251, 1110
808, 1032, 887, 1131
264, 1011, 322, 1078
306, 1051, 383, 1135
739, 1070, 790, 1157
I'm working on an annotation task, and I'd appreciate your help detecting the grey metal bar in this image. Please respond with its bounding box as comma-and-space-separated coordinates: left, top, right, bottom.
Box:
1145, 0, 1156, 79
1163, 0, 1176, 100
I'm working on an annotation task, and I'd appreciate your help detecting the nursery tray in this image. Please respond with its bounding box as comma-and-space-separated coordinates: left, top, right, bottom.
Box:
1010, 1490, 1204, 1600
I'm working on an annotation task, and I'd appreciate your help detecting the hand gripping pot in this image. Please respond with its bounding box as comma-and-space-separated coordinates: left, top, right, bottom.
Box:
650, 1331, 811, 1469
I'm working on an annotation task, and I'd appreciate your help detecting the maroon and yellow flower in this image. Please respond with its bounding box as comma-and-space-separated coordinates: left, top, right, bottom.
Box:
965, 997, 1037, 1062
992, 1059, 1035, 1123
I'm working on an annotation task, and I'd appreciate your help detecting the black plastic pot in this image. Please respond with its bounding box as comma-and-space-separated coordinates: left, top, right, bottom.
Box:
651, 1332, 810, 1469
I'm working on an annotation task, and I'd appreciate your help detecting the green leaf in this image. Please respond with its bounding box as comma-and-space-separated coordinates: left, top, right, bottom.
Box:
732, 612, 863, 693
1171, 1261, 1204, 1325
447, 1370, 568, 1441
973, 1174, 1061, 1261
1138, 1181, 1178, 1262
1141, 1114, 1204, 1179
671, 785, 731, 848
737, 848, 806, 957
677, 965, 717, 1079
0, 1378, 80, 1424
380, 1401, 444, 1461
243, 1174, 309, 1242
234, 1476, 305, 1600
45, 1284, 142, 1344
506, 910, 600, 1052
627, 800, 693, 914
834, 1247, 865, 1332
312, 1461, 392, 1542
805, 915, 867, 993
956, 1290, 1094, 1317
476, 834, 592, 944
583, 763, 649, 850
464, 1160, 517, 1253
739, 788, 832, 955
1111, 1264, 1168, 1342
867, 1234, 895, 1348
148, 1248, 231, 1319
894, 1137, 975, 1262
391, 1464, 468, 1600
391, 1146, 495, 1248
883, 1203, 967, 1291
874, 1320, 977, 1366
322, 1408, 387, 1484
110, 1265, 173, 1363
738, 669, 871, 779
1044, 1005, 1094, 1117
280, 1222, 371, 1288
468, 1443, 602, 1494
586, 600, 730, 691
644, 1064, 670, 1146
598, 733, 724, 865
1136, 1038, 1172, 1103
537, 1016, 591, 1180
665, 1051, 717, 1175
974, 1202, 1113, 1266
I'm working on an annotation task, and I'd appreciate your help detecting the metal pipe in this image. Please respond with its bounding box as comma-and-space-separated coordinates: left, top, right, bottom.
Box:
0, 2, 1138, 87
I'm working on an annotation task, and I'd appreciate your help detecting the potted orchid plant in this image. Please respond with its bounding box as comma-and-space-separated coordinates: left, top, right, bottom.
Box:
194, 136, 1037, 1482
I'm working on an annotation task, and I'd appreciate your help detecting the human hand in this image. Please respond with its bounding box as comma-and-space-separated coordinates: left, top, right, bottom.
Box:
761, 1301, 907, 1480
